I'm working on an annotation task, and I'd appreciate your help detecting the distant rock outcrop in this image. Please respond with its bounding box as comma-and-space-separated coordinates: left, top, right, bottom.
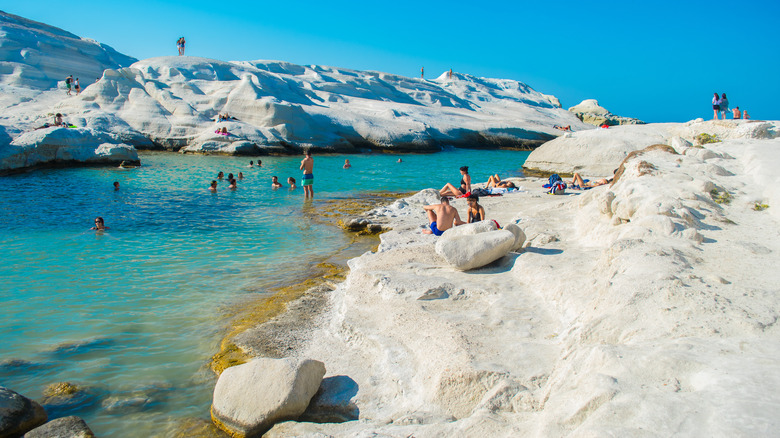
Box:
568, 99, 644, 126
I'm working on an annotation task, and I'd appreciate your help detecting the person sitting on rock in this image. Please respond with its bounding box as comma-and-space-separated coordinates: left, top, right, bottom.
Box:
466, 194, 485, 223
440, 166, 471, 197
422, 196, 465, 236
732, 107, 742, 119
271, 176, 283, 188
486, 174, 516, 189
54, 113, 63, 126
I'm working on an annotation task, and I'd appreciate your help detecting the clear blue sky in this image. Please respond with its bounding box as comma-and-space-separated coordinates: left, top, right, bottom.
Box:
7, 1, 779, 122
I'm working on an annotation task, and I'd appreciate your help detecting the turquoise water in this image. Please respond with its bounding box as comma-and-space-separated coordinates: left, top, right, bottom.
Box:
0, 149, 529, 437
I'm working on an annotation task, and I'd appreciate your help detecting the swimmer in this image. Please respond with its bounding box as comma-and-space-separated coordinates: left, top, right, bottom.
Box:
343, 159, 352, 169
228, 179, 237, 189
91, 216, 109, 231
287, 177, 297, 189
113, 181, 120, 191
397, 158, 402, 163
248, 160, 254, 168
272, 176, 283, 188
209, 180, 217, 192
227, 173, 233, 181
257, 160, 262, 167
238, 172, 244, 180
217, 171, 224, 180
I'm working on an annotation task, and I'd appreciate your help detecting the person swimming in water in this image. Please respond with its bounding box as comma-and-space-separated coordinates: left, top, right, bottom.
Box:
343, 159, 352, 169
91, 216, 109, 230
209, 180, 217, 192
287, 177, 297, 189
271, 176, 283, 188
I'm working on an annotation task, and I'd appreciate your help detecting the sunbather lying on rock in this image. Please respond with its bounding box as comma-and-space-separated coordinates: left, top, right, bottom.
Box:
570, 172, 614, 189
423, 196, 465, 236
486, 174, 516, 189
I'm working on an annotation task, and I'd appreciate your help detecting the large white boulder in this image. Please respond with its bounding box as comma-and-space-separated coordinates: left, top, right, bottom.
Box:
435, 227, 516, 271
211, 358, 326, 438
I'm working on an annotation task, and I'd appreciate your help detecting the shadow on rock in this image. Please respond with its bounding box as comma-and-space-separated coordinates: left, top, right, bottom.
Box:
299, 375, 360, 423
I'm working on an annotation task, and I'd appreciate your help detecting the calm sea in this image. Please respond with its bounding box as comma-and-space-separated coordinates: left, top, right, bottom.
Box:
0, 148, 529, 437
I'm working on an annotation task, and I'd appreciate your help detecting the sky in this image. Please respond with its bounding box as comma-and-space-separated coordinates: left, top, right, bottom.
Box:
5, 0, 779, 123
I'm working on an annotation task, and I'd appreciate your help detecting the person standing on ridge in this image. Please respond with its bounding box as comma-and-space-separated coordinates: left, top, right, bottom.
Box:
449, 68, 453, 79
712, 92, 720, 120
421, 66, 424, 79
177, 37, 186, 55
300, 150, 314, 199
75, 77, 81, 95
718, 93, 729, 120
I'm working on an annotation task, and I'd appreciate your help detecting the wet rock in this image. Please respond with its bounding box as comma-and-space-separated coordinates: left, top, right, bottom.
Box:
23, 416, 94, 438
0, 386, 47, 438
100, 382, 173, 414
171, 417, 229, 438
40, 383, 98, 417
211, 357, 325, 437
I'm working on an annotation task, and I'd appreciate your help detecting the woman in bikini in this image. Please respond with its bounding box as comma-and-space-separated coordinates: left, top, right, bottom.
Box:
440, 166, 471, 197
466, 194, 485, 223
486, 174, 516, 189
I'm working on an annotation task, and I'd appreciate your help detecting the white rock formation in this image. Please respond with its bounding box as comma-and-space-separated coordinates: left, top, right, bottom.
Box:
0, 12, 589, 156
0, 11, 137, 90
524, 119, 780, 176
1, 127, 138, 173
211, 358, 326, 437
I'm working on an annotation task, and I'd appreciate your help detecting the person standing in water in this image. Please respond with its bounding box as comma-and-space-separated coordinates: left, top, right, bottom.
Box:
91, 217, 109, 231
300, 150, 314, 199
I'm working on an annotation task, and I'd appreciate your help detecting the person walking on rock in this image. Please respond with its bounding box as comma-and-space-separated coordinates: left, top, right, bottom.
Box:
66, 75, 73, 95
75, 77, 81, 95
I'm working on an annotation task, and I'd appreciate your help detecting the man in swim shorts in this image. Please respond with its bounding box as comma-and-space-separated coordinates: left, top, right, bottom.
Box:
300, 150, 314, 198
423, 197, 464, 236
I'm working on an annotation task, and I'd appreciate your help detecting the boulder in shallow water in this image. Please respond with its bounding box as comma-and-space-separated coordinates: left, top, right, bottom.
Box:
211, 357, 326, 437
23, 416, 94, 438
0, 386, 47, 438
435, 228, 516, 270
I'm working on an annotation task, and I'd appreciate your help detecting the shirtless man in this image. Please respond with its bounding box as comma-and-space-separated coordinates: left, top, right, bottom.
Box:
300, 150, 314, 198
209, 180, 217, 192
228, 179, 237, 189
422, 197, 465, 236
271, 176, 283, 188
732, 107, 742, 119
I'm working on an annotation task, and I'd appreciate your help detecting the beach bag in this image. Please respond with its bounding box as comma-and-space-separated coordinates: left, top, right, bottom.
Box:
471, 188, 490, 197
548, 180, 566, 195
548, 174, 562, 186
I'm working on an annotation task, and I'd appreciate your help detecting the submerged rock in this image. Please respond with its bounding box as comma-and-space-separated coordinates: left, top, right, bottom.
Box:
0, 386, 47, 438
40, 382, 99, 417
22, 416, 94, 438
211, 357, 326, 437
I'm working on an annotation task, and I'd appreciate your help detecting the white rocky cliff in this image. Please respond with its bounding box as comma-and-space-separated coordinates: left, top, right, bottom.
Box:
0, 10, 589, 172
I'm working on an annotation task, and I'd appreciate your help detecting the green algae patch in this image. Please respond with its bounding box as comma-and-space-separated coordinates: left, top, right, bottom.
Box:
754, 202, 769, 211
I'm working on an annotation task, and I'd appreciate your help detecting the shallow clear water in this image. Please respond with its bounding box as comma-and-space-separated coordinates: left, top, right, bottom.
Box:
0, 149, 529, 437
